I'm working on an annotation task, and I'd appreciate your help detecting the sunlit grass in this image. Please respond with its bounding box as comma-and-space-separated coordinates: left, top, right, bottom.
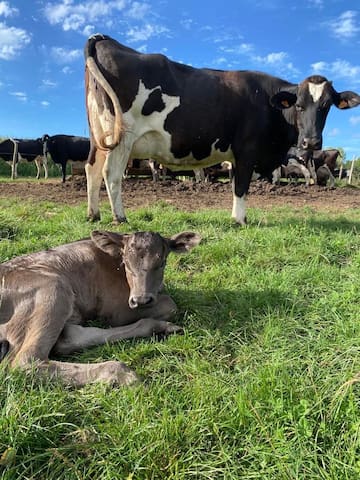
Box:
0, 198, 360, 479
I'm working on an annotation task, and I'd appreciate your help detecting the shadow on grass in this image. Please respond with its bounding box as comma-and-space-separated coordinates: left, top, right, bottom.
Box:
172, 286, 297, 336
260, 216, 360, 234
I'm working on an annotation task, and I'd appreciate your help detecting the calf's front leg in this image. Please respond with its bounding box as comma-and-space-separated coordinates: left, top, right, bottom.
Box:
53, 318, 183, 356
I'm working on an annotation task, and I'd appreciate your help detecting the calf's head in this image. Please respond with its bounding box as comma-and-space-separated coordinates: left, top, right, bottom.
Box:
271, 75, 360, 150
91, 230, 201, 309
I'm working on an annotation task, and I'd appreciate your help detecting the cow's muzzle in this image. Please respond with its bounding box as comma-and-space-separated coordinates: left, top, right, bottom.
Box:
129, 294, 156, 309
300, 137, 322, 150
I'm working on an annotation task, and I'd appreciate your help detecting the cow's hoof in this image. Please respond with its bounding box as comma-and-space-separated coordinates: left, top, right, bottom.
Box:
112, 217, 127, 225
87, 214, 101, 223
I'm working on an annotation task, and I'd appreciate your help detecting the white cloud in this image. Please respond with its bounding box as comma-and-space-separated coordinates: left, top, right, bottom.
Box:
41, 101, 50, 107
326, 10, 359, 40
126, 2, 151, 20
51, 46, 82, 64
0, 2, 19, 17
126, 23, 169, 43
252, 51, 300, 77
62, 66, 72, 74
350, 116, 360, 126
42, 79, 57, 87
0, 1, 18, 17
308, 0, 323, 8
10, 91, 27, 102
0, 22, 31, 59
311, 59, 360, 83
43, 0, 126, 34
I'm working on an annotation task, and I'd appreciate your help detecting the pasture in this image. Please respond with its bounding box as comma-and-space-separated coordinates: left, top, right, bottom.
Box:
0, 178, 360, 479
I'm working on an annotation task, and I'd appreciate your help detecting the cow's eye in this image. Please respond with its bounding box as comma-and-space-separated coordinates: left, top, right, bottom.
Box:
295, 105, 304, 112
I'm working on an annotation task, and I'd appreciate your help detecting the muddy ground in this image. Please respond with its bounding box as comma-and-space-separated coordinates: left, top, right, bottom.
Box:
0, 176, 359, 212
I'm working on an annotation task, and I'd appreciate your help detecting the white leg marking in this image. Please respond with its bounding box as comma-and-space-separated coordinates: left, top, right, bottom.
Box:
231, 194, 247, 225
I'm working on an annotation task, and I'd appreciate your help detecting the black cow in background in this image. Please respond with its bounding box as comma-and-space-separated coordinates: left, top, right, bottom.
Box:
42, 134, 90, 183
0, 138, 46, 179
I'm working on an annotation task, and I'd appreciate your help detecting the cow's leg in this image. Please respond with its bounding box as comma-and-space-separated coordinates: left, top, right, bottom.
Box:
35, 158, 41, 179
231, 158, 254, 225
43, 156, 48, 179
272, 166, 282, 185
194, 168, 205, 183
86, 150, 106, 221
102, 144, 130, 224
324, 165, 335, 187
297, 164, 311, 186
307, 158, 317, 185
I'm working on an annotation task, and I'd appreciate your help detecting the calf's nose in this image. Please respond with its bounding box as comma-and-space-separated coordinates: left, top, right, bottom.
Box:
129, 294, 156, 309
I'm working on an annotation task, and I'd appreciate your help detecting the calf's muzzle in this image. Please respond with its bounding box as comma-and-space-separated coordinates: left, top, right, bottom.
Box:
129, 294, 156, 309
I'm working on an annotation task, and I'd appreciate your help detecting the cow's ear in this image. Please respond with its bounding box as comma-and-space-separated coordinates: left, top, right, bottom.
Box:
270, 91, 297, 109
168, 232, 201, 253
91, 230, 126, 257
334, 91, 360, 109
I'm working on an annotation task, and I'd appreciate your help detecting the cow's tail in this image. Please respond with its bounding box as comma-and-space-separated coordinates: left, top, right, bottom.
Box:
85, 34, 123, 151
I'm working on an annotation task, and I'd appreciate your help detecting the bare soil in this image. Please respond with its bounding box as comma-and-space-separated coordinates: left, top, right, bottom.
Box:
0, 176, 359, 212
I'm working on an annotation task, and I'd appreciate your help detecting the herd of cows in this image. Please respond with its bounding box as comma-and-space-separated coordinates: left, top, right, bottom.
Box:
0, 33, 359, 385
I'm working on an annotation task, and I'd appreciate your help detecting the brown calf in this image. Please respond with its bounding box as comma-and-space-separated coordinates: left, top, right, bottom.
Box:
0, 230, 201, 386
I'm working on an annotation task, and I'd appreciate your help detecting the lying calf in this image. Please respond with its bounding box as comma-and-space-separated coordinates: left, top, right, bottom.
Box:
0, 230, 201, 386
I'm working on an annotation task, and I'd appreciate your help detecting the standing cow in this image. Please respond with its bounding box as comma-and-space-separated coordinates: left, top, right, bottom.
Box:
84, 34, 360, 225
42, 134, 90, 183
0, 138, 47, 179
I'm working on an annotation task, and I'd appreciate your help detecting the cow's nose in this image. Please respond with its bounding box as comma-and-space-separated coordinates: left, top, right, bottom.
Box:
301, 137, 321, 150
129, 294, 156, 309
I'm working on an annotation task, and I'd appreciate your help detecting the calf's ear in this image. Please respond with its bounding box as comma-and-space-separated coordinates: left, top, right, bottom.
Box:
91, 230, 126, 257
168, 232, 201, 253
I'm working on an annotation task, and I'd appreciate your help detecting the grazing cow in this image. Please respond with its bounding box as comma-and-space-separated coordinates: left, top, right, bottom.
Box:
42, 134, 90, 183
0, 230, 201, 386
272, 157, 312, 186
0, 138, 47, 179
278, 147, 340, 187
84, 34, 360, 225
312, 149, 340, 186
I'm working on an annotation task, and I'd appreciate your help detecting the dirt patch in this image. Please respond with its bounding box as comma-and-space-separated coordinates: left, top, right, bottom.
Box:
0, 176, 359, 212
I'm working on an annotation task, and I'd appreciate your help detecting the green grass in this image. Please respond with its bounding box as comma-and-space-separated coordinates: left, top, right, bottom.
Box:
0, 198, 360, 479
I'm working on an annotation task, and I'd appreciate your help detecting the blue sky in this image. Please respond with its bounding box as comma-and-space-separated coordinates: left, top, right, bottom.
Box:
0, 0, 359, 159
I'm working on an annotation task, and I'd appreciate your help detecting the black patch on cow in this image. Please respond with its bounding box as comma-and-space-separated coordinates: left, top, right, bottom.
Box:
141, 89, 165, 116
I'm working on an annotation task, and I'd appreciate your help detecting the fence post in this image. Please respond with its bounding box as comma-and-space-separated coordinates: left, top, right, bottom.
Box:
347, 156, 356, 185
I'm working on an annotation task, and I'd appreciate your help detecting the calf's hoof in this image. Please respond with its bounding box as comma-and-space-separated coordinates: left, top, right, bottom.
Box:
97, 361, 140, 386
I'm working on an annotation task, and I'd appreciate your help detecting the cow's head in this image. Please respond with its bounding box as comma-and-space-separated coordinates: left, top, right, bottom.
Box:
271, 75, 360, 150
91, 230, 201, 309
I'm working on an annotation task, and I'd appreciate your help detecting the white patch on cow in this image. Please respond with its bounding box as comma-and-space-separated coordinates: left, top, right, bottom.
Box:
231, 193, 246, 225
125, 80, 234, 169
308, 82, 326, 103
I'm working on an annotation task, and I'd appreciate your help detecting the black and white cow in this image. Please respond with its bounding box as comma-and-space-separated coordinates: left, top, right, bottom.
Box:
0, 138, 47, 179
42, 134, 90, 183
84, 34, 360, 225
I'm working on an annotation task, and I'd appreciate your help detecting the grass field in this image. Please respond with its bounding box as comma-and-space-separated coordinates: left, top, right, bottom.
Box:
0, 196, 360, 479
